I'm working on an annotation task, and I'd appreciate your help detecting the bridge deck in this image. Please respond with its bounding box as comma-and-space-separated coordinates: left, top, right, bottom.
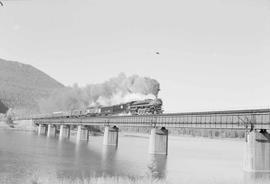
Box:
32, 109, 270, 130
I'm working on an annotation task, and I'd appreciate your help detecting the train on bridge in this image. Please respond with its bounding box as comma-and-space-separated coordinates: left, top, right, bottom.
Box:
87, 98, 163, 115
36, 98, 163, 119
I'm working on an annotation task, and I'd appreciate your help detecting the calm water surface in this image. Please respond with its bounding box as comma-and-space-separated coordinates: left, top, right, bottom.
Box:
0, 129, 245, 183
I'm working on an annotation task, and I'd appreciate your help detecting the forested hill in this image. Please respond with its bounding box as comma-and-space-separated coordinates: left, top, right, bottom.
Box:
0, 58, 64, 115
0, 100, 8, 114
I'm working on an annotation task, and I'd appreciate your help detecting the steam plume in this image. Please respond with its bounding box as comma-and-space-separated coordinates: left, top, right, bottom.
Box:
38, 73, 160, 113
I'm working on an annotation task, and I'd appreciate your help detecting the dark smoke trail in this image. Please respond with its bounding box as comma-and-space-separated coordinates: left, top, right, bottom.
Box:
38, 73, 160, 113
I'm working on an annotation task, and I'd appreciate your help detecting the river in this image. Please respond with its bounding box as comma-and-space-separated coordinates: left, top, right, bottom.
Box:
0, 129, 252, 184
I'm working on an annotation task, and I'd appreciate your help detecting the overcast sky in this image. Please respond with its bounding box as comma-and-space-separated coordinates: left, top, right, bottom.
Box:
0, 0, 270, 112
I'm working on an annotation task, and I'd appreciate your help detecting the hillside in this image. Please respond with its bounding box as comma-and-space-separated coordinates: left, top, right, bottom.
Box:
0, 100, 8, 114
0, 58, 64, 115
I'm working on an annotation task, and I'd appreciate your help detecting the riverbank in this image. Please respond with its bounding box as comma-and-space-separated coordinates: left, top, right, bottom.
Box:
0, 120, 35, 132
23, 174, 270, 184
28, 176, 167, 184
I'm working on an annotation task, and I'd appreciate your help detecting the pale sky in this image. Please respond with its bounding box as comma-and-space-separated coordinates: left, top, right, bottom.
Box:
0, 0, 270, 112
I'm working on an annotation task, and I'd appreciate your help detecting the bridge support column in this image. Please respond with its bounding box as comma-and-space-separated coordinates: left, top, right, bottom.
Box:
47, 124, 55, 137
76, 125, 82, 142
46, 124, 51, 137
66, 125, 70, 139
59, 125, 64, 139
103, 126, 119, 146
45, 125, 48, 135
244, 130, 270, 179
80, 128, 89, 141
38, 124, 42, 135
87, 128, 90, 141
149, 127, 168, 155
58, 125, 70, 139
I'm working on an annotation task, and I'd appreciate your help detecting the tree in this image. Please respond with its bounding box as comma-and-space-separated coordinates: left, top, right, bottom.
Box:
5, 108, 14, 128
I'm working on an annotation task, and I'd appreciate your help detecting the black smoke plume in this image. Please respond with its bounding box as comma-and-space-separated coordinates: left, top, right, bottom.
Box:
38, 73, 160, 113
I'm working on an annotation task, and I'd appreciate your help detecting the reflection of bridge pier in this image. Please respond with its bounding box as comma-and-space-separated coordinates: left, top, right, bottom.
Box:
147, 154, 167, 180
101, 145, 118, 174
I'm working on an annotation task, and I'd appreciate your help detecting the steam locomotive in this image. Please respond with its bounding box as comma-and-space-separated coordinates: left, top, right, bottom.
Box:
86, 98, 163, 116
42, 98, 163, 119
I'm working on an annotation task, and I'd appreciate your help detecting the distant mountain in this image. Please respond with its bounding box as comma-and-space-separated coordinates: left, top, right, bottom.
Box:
0, 58, 64, 115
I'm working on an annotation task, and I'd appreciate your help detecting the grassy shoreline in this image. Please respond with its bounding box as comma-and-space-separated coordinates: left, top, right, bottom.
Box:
22, 175, 270, 184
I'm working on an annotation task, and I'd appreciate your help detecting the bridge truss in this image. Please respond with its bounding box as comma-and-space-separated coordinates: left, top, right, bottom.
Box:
32, 109, 270, 130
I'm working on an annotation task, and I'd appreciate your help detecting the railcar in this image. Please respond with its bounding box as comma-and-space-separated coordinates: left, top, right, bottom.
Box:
92, 98, 163, 116
39, 98, 163, 119
100, 102, 131, 115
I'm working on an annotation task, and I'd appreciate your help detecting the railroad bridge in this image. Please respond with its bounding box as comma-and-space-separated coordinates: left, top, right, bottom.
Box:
33, 108, 270, 178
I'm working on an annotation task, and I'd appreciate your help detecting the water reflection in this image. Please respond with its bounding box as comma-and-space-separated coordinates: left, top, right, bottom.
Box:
74, 139, 81, 154
244, 172, 270, 183
147, 154, 167, 180
101, 146, 118, 175
0, 130, 251, 183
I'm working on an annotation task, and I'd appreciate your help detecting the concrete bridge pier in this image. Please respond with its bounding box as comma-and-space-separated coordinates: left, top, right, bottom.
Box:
59, 125, 70, 139
149, 127, 168, 155
81, 127, 89, 141
47, 124, 56, 137
76, 125, 82, 142
66, 125, 71, 139
244, 129, 270, 180
44, 125, 48, 135
103, 126, 119, 146
76, 126, 89, 141
38, 124, 42, 135
38, 124, 47, 135
59, 125, 64, 139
